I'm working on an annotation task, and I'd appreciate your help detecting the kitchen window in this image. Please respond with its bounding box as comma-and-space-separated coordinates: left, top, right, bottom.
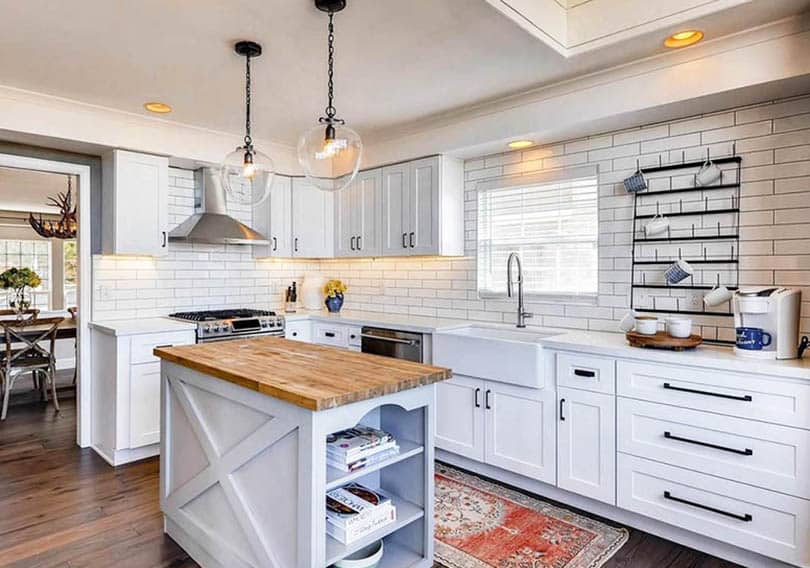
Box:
477, 166, 598, 299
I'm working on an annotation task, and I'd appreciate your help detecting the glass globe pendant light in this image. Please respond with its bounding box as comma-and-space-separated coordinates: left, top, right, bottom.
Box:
220, 41, 275, 206
297, 0, 362, 192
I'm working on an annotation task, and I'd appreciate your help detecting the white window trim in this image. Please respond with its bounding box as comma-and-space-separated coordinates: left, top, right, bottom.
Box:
475, 165, 599, 302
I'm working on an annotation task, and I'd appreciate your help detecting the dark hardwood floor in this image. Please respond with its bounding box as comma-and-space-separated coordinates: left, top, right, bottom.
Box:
0, 397, 740, 568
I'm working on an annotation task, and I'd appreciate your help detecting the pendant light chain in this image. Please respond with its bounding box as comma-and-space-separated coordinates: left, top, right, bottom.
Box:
244, 53, 253, 149
325, 11, 336, 120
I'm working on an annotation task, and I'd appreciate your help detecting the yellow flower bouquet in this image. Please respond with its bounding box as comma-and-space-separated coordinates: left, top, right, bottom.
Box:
324, 279, 347, 298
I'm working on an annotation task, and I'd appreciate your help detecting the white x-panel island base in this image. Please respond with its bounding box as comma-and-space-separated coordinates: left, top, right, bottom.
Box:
155, 338, 449, 568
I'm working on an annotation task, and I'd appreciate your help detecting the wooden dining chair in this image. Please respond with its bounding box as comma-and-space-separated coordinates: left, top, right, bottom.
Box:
0, 316, 64, 420
0, 308, 41, 391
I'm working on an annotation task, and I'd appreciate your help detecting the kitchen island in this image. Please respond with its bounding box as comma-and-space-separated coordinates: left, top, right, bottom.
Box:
154, 337, 450, 568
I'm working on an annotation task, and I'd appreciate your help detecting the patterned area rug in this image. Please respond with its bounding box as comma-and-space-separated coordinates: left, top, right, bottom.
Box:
434, 464, 628, 568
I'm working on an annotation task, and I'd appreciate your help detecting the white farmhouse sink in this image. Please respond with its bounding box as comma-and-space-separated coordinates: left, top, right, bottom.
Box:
433, 324, 560, 388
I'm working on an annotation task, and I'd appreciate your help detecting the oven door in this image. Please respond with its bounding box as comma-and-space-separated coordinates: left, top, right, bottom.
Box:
360, 327, 424, 363
198, 330, 284, 343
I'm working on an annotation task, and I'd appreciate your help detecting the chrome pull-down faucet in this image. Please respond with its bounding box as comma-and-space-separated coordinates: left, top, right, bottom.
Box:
507, 252, 533, 328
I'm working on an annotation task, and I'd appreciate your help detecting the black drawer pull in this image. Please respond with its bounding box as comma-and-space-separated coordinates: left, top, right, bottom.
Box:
574, 369, 596, 378
162, 231, 167, 248
485, 389, 491, 410
409, 232, 415, 248
291, 332, 298, 337
559, 398, 565, 421
663, 491, 752, 522
663, 382, 752, 402
357, 236, 362, 250
272, 237, 277, 251
350, 236, 356, 251
474, 387, 481, 408
324, 332, 336, 338
402, 233, 407, 248
664, 431, 753, 456
155, 344, 173, 349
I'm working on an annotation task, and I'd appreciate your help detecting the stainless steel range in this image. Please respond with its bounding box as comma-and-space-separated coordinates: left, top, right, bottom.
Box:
168, 309, 285, 343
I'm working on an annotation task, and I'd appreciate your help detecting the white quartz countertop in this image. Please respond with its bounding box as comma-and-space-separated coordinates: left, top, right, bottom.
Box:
538, 329, 810, 381
89, 317, 197, 336
284, 309, 466, 333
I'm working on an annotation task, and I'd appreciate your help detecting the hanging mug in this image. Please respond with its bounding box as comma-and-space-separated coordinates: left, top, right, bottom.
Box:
644, 214, 670, 237
696, 159, 722, 186
623, 167, 647, 193
665, 259, 694, 284
704, 283, 733, 307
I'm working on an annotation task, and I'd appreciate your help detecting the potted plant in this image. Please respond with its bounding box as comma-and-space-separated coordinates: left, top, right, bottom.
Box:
0, 267, 41, 313
324, 279, 347, 313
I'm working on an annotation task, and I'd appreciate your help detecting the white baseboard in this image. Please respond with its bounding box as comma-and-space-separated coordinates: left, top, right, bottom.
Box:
92, 442, 159, 467
437, 449, 800, 568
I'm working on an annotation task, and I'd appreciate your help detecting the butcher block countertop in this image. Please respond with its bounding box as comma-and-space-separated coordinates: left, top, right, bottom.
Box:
153, 337, 451, 411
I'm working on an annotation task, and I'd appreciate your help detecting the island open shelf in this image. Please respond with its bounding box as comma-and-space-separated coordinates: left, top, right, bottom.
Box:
154, 338, 448, 568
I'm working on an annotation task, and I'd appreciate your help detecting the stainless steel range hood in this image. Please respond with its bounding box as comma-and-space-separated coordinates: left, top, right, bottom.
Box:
169, 167, 268, 246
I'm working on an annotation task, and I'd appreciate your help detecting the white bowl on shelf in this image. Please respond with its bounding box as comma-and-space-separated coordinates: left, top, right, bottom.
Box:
334, 540, 384, 568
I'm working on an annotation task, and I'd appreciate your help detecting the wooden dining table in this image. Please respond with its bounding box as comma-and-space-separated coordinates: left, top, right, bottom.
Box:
0, 317, 77, 340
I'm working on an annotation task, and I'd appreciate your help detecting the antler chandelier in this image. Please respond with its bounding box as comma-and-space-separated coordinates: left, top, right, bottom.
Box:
28, 175, 77, 239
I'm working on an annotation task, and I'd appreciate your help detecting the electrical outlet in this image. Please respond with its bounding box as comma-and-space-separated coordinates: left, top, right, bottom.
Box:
683, 293, 703, 312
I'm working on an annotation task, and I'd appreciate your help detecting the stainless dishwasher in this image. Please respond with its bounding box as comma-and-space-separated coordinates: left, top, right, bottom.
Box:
360, 326, 427, 363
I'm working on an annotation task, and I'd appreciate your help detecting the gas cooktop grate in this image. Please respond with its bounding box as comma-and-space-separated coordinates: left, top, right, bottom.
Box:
169, 309, 276, 322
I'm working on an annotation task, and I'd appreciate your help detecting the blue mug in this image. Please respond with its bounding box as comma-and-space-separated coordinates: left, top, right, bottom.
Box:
736, 327, 772, 351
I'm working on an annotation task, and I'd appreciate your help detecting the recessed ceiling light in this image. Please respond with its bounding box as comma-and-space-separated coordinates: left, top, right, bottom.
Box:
664, 30, 704, 48
508, 140, 534, 150
144, 101, 172, 114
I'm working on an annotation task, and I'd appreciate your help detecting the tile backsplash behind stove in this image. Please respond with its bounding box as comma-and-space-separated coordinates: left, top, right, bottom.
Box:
93, 94, 810, 340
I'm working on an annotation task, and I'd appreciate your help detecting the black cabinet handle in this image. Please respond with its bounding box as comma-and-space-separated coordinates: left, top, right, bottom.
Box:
402, 233, 407, 248
155, 344, 173, 349
291, 332, 298, 337
559, 398, 566, 421
574, 369, 596, 378
663, 382, 752, 402
474, 387, 481, 408
357, 235, 362, 250
272, 237, 277, 252
350, 236, 356, 251
294, 237, 299, 252
663, 491, 752, 522
350, 334, 357, 340
324, 331, 336, 338
485, 389, 491, 410
161, 231, 167, 248
409, 232, 415, 248
663, 431, 753, 456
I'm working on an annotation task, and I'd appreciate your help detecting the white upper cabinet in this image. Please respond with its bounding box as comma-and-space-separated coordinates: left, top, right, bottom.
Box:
381, 155, 464, 257
292, 176, 334, 258
335, 169, 382, 257
252, 175, 292, 258
102, 149, 169, 256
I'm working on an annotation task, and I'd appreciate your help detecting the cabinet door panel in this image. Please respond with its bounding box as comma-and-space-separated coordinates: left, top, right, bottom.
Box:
435, 376, 485, 461
484, 381, 555, 483
381, 164, 410, 256
357, 169, 382, 256
557, 387, 615, 504
408, 157, 439, 255
292, 177, 333, 258
252, 175, 291, 258
130, 362, 161, 448
334, 180, 356, 257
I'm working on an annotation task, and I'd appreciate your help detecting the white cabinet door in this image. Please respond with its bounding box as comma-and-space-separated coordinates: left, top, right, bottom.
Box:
253, 175, 292, 258
356, 169, 382, 257
285, 320, 312, 342
102, 150, 169, 256
381, 163, 411, 256
334, 177, 357, 258
557, 386, 616, 504
484, 381, 556, 483
435, 376, 485, 462
408, 156, 439, 255
292, 177, 333, 258
129, 362, 162, 449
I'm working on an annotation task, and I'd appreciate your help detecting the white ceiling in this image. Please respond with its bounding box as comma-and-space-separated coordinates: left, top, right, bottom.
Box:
0, 0, 807, 149
0, 167, 73, 214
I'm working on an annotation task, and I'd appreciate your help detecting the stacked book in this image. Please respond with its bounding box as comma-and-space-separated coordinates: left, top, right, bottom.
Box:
326, 426, 400, 473
326, 483, 397, 544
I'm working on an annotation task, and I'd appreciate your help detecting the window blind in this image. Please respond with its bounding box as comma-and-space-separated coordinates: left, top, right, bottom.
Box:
477, 168, 598, 298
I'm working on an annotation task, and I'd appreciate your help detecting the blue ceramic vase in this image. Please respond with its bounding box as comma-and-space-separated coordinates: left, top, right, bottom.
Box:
325, 293, 344, 313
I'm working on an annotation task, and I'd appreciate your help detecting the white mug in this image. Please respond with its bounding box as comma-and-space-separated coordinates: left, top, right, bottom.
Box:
696, 161, 722, 186
644, 214, 670, 237
704, 284, 733, 307
666, 317, 693, 338
619, 310, 637, 332
635, 316, 660, 335
665, 259, 694, 284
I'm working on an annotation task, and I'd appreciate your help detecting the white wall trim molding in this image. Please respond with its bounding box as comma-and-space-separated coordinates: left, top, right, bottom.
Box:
364, 15, 810, 164
0, 85, 299, 174
0, 152, 92, 447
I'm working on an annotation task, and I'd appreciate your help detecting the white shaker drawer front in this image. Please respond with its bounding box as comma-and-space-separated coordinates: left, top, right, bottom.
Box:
618, 398, 810, 499
617, 454, 810, 566
617, 360, 810, 430
130, 331, 195, 364
556, 352, 615, 394
347, 326, 362, 347
313, 324, 348, 348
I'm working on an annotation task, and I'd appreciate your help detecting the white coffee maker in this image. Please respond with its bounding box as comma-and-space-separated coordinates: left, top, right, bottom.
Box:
733, 287, 801, 359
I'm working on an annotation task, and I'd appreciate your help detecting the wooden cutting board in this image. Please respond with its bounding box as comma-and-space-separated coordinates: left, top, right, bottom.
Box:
626, 331, 703, 351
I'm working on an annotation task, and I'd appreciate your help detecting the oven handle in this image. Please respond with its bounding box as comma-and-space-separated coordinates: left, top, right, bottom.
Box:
199, 331, 284, 343
360, 333, 416, 346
